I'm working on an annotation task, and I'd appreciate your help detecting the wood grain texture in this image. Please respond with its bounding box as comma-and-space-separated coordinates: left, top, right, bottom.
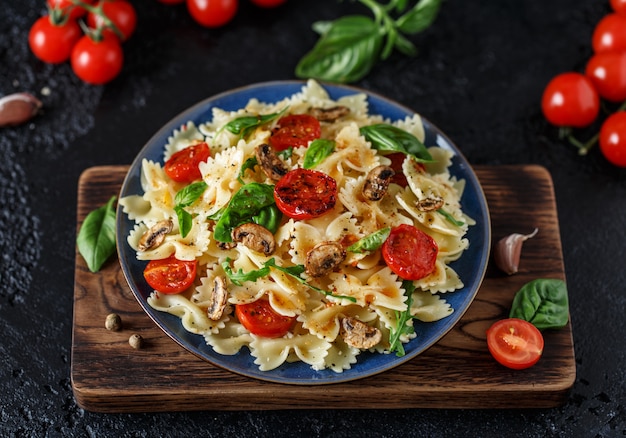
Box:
71, 165, 575, 413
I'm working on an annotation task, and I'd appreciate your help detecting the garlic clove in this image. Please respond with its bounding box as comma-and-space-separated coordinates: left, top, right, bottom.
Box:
493, 228, 538, 275
0, 92, 43, 127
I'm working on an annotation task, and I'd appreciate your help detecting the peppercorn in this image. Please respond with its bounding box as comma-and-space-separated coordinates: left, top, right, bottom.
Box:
129, 333, 144, 349
105, 313, 122, 331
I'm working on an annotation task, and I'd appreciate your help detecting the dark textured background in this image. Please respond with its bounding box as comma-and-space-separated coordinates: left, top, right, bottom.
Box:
1, 0, 625, 436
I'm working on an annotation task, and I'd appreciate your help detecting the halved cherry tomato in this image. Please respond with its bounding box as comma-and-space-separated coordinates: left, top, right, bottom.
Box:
541, 72, 600, 128
70, 34, 124, 85
599, 111, 626, 167
250, 0, 287, 7
87, 0, 137, 42
164, 142, 211, 183
274, 168, 337, 220
143, 255, 198, 294
382, 224, 438, 280
186, 0, 238, 28
29, 15, 82, 64
592, 13, 626, 53
269, 114, 321, 151
235, 298, 296, 338
486, 318, 544, 370
585, 51, 626, 102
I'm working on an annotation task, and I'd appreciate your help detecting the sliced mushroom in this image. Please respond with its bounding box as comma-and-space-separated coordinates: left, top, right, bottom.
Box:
310, 105, 350, 122
207, 276, 228, 320
305, 241, 346, 277
362, 165, 395, 201
416, 195, 444, 212
137, 220, 173, 251
217, 241, 237, 250
232, 223, 276, 255
255, 143, 287, 181
340, 317, 382, 349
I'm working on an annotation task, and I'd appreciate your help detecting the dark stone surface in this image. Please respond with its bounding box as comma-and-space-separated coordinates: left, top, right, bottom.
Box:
1, 0, 625, 436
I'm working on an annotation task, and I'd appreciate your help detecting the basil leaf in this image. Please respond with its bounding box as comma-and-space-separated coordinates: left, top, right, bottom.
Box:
359, 123, 434, 163
295, 15, 384, 83
394, 32, 418, 57
223, 107, 287, 139
437, 208, 464, 226
222, 258, 270, 286
175, 181, 207, 207
303, 139, 336, 169
396, 0, 442, 34
389, 280, 416, 356
77, 196, 117, 273
213, 183, 276, 242
509, 279, 569, 330
252, 204, 282, 233
174, 205, 193, 238
347, 227, 391, 253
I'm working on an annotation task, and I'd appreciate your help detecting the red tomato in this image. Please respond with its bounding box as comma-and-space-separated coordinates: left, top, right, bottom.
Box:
486, 318, 544, 370
186, 0, 238, 28
235, 298, 295, 338
274, 168, 337, 220
28, 15, 82, 64
87, 0, 137, 42
585, 51, 626, 102
164, 142, 211, 183
599, 111, 626, 167
611, 0, 626, 15
541, 72, 600, 128
382, 224, 438, 280
47, 0, 95, 20
143, 255, 198, 294
592, 13, 626, 53
269, 114, 321, 151
249, 0, 287, 7
71, 34, 124, 85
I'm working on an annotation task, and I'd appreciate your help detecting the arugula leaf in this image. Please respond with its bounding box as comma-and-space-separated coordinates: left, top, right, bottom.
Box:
389, 280, 416, 356
222, 107, 287, 139
303, 139, 336, 169
347, 227, 391, 253
174, 181, 207, 238
359, 123, 434, 163
222, 258, 270, 286
76, 196, 117, 273
437, 208, 465, 226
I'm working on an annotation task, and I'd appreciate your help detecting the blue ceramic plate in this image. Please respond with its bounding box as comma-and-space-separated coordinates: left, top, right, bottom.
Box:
117, 81, 491, 385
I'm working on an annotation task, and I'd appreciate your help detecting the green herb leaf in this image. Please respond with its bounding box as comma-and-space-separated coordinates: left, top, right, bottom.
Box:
347, 227, 391, 253
222, 108, 287, 139
252, 204, 282, 233
303, 139, 336, 169
360, 123, 434, 162
76, 196, 117, 273
396, 0, 442, 34
389, 280, 416, 356
222, 258, 270, 286
437, 208, 464, 226
509, 279, 569, 330
174, 205, 193, 238
174, 181, 207, 238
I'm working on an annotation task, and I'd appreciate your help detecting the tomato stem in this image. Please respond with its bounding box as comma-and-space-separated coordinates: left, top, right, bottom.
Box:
566, 131, 599, 156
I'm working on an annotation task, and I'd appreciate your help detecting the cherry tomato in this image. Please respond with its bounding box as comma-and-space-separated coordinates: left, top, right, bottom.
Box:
164, 142, 211, 183
592, 13, 626, 54
541, 72, 600, 128
235, 298, 296, 338
28, 15, 82, 64
382, 224, 438, 280
274, 168, 337, 220
611, 0, 626, 15
249, 0, 287, 7
143, 255, 198, 294
87, 0, 137, 42
71, 34, 124, 85
486, 318, 544, 370
186, 0, 238, 28
585, 51, 626, 102
47, 0, 95, 20
599, 111, 626, 167
269, 114, 321, 151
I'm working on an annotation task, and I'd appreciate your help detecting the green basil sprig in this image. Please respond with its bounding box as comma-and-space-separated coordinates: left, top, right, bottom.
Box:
347, 227, 391, 253
509, 279, 569, 330
222, 107, 287, 140
303, 139, 336, 169
174, 181, 207, 238
76, 196, 117, 272
295, 0, 442, 83
360, 123, 434, 163
389, 279, 416, 356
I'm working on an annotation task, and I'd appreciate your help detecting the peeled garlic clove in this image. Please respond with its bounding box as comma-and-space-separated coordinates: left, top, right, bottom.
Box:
494, 228, 538, 275
0, 92, 42, 127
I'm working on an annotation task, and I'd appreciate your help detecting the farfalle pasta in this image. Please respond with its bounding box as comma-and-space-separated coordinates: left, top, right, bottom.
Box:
119, 80, 474, 373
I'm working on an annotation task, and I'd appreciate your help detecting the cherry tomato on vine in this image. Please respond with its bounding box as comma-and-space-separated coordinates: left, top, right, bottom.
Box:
611, 0, 626, 15
486, 318, 544, 370
249, 0, 287, 7
585, 51, 626, 102
143, 255, 198, 294
87, 0, 137, 42
382, 224, 438, 281
599, 111, 626, 167
541, 72, 600, 128
28, 15, 82, 64
71, 34, 124, 85
47, 0, 95, 20
164, 142, 211, 182
269, 114, 321, 151
592, 13, 626, 54
274, 168, 337, 220
235, 298, 296, 338
186, 0, 238, 28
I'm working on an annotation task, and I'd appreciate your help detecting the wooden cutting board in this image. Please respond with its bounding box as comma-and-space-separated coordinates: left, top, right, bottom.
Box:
71, 164, 575, 413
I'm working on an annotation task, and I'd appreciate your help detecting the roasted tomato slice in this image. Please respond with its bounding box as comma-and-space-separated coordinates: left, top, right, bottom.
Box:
164, 142, 210, 183
143, 255, 197, 294
235, 298, 296, 338
274, 168, 337, 220
486, 318, 544, 370
382, 224, 438, 280
269, 114, 321, 151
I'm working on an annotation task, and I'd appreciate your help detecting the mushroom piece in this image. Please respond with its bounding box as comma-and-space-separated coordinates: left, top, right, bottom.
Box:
305, 241, 346, 277
137, 220, 173, 251
310, 105, 350, 122
362, 165, 395, 201
207, 276, 228, 320
231, 223, 276, 255
255, 143, 288, 181
340, 317, 382, 349
416, 195, 444, 212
